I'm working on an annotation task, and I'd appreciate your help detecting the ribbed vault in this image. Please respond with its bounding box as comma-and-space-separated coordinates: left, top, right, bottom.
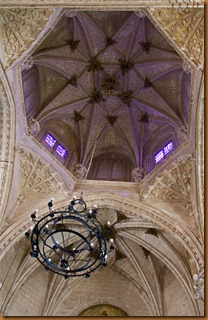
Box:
22, 10, 191, 181
0, 5, 204, 318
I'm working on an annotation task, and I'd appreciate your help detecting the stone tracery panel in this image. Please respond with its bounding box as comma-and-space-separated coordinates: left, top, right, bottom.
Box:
142, 155, 193, 201
150, 8, 204, 69
0, 8, 54, 67
17, 147, 70, 195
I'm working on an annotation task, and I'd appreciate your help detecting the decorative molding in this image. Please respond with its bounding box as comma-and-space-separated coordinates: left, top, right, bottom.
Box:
142, 155, 194, 201
0, 0, 202, 8
0, 71, 15, 232
0, 146, 72, 231
196, 95, 204, 216
168, 0, 203, 8
194, 90, 204, 244
193, 266, 204, 301
150, 8, 204, 69
0, 8, 54, 67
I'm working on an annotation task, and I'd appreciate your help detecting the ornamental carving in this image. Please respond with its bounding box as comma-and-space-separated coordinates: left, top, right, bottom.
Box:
193, 267, 204, 301
106, 36, 117, 48
119, 59, 134, 76
0, 0, 204, 6
132, 167, 144, 182
142, 155, 193, 200
135, 10, 146, 18
197, 96, 204, 215
152, 8, 204, 68
73, 164, 87, 179
27, 118, 40, 135
73, 110, 85, 123
21, 56, 33, 71
0, 8, 54, 67
17, 147, 69, 195
106, 115, 118, 127
118, 90, 133, 107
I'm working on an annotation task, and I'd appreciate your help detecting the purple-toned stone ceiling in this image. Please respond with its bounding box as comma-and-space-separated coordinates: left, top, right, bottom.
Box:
21, 11, 191, 182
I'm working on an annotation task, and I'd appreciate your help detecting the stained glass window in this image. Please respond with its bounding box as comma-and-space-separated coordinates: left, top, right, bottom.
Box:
164, 141, 173, 155
44, 133, 56, 148
154, 141, 173, 164
56, 144, 67, 158
155, 150, 164, 163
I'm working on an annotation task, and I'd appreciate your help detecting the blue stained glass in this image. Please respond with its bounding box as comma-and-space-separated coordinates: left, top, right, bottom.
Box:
44, 133, 56, 148
154, 141, 173, 164
164, 141, 173, 155
155, 150, 164, 163
56, 144, 67, 158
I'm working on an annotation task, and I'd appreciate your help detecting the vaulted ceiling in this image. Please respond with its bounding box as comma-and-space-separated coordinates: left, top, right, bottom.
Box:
22, 11, 191, 181
0, 6, 204, 317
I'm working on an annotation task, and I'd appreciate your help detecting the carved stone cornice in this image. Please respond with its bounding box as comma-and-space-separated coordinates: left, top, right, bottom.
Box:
149, 8, 204, 69
0, 8, 54, 67
0, 0, 204, 8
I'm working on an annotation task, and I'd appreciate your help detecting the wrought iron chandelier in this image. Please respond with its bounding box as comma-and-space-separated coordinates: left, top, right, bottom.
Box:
25, 196, 115, 278
25, 123, 115, 278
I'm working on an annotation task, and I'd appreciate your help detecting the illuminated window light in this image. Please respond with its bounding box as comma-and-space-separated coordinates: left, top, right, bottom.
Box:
56, 144, 67, 158
164, 141, 173, 155
44, 133, 56, 148
154, 141, 173, 164
155, 150, 164, 163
